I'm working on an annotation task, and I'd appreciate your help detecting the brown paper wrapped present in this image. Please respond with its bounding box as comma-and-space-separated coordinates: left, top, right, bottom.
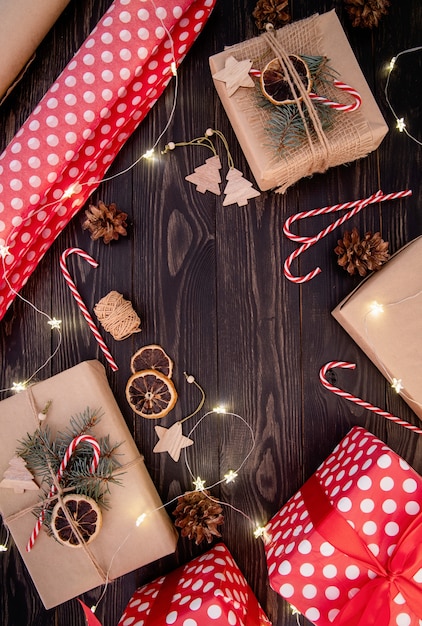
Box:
209, 10, 388, 192
0, 360, 177, 609
332, 235, 422, 422
0, 0, 70, 103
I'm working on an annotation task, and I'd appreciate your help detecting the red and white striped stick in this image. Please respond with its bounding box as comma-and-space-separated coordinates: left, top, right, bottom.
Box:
319, 360, 422, 436
283, 189, 412, 283
60, 248, 118, 371
308, 80, 362, 112
249, 69, 362, 112
27, 434, 101, 552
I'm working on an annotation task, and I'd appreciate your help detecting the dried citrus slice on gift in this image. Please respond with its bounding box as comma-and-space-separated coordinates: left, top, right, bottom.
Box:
130, 344, 174, 378
126, 369, 178, 418
51, 494, 102, 548
260, 55, 312, 105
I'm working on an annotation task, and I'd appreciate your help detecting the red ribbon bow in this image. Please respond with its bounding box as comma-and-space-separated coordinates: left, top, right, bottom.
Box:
301, 473, 422, 625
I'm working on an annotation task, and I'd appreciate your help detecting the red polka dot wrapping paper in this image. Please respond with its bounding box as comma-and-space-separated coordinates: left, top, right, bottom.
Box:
117, 543, 272, 626
0, 0, 216, 320
264, 426, 422, 626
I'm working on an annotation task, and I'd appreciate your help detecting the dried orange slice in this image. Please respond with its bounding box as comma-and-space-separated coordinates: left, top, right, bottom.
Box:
51, 494, 102, 548
130, 344, 174, 378
260, 55, 312, 105
126, 369, 178, 419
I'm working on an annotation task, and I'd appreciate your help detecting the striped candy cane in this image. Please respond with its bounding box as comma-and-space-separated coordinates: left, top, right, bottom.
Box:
308, 80, 362, 112
283, 189, 412, 283
60, 248, 118, 371
249, 69, 362, 112
26, 434, 101, 552
319, 361, 422, 436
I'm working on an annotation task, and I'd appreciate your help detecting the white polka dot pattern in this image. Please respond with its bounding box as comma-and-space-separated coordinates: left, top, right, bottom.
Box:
117, 544, 271, 626
264, 427, 422, 625
0, 0, 216, 319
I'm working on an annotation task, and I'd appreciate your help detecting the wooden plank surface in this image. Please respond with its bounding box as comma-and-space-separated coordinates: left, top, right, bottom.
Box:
0, 0, 421, 624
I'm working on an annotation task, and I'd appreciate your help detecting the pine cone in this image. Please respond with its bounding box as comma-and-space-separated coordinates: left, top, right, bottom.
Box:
334, 228, 389, 276
173, 490, 224, 545
82, 200, 128, 244
344, 0, 390, 29
253, 0, 291, 30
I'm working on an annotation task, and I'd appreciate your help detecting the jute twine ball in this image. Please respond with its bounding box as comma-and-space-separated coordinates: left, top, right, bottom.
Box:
94, 291, 141, 340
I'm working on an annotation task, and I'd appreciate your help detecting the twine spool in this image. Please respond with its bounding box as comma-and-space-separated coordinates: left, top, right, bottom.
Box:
94, 291, 141, 341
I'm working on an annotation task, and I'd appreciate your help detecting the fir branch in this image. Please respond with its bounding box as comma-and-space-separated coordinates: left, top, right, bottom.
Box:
256, 54, 338, 152
14, 407, 123, 529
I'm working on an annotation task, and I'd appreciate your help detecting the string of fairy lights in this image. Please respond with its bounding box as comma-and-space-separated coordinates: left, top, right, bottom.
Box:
364, 290, 422, 407
0, 21, 420, 624
0, 0, 180, 395
384, 45, 422, 146
1, 39, 419, 392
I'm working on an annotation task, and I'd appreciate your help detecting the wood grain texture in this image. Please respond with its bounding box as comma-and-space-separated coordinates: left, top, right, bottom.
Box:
0, 0, 421, 624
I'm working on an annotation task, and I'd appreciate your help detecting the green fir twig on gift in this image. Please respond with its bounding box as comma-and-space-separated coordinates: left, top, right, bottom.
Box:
17, 408, 123, 536
256, 55, 338, 152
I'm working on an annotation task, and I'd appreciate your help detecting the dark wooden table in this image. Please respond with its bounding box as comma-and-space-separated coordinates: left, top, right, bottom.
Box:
1, 1, 421, 624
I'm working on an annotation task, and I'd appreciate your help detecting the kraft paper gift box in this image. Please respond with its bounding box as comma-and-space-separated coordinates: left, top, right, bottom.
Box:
332, 235, 422, 423
0, 0, 71, 103
264, 426, 422, 626
0, 360, 178, 609
118, 543, 272, 625
209, 10, 388, 193
0, 0, 216, 321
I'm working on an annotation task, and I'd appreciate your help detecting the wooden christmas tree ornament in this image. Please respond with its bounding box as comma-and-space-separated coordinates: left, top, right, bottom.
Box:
163, 128, 261, 207
185, 155, 222, 195
0, 456, 39, 493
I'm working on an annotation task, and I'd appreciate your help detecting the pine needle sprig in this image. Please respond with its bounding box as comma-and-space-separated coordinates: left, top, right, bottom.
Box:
301, 55, 338, 90
17, 427, 61, 487
16, 407, 123, 529
256, 54, 338, 152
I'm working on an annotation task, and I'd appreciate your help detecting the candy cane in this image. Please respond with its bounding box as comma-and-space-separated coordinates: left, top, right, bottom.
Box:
308, 80, 361, 112
249, 69, 362, 112
283, 189, 412, 283
319, 361, 422, 436
26, 434, 101, 552
60, 248, 118, 371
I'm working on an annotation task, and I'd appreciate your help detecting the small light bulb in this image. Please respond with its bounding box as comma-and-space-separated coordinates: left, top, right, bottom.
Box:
62, 184, 78, 199
193, 476, 206, 491
388, 57, 397, 72
171, 61, 177, 76
142, 148, 154, 159
91, 605, 97, 613
48, 318, 62, 330
213, 405, 226, 414
184, 373, 195, 384
391, 378, 403, 393
136, 513, 146, 527
253, 525, 266, 539
396, 117, 406, 132
0, 245, 11, 259
224, 470, 238, 484
12, 381, 27, 393
291, 605, 301, 616
369, 301, 384, 315
0, 544, 7, 552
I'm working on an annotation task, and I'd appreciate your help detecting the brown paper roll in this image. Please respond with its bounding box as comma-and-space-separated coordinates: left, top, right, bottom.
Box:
0, 0, 70, 102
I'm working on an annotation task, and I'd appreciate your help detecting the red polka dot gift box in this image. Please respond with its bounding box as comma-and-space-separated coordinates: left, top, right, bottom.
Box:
0, 0, 216, 321
117, 543, 272, 626
264, 427, 422, 626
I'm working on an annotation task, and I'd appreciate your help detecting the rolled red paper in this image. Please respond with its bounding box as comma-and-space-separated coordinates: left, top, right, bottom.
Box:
0, 0, 216, 320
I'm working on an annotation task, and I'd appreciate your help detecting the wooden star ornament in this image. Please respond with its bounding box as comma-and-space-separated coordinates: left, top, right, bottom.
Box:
153, 422, 194, 462
212, 55, 254, 97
